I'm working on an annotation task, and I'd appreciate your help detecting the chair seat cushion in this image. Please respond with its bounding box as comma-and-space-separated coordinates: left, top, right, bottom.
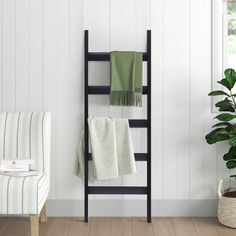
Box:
0, 173, 49, 215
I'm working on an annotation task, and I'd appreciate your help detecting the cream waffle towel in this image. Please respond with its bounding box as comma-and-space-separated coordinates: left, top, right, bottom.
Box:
77, 117, 136, 180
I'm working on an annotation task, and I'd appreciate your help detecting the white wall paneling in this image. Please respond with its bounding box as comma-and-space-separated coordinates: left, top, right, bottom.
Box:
163, 0, 178, 199
68, 0, 83, 199
189, 0, 217, 199
43, 0, 58, 199
151, 0, 164, 200
29, 0, 43, 111
15, 0, 29, 110
175, 0, 190, 200
0, 0, 230, 215
2, 0, 16, 111
55, 0, 70, 199
0, 0, 2, 110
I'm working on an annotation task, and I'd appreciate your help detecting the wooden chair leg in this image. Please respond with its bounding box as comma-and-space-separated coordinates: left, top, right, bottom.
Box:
30, 215, 39, 236
40, 201, 47, 223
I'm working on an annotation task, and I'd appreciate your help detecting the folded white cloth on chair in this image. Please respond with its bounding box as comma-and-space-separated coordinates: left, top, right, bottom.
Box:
77, 117, 136, 180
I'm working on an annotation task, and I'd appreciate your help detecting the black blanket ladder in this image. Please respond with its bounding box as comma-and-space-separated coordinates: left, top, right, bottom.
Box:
84, 30, 152, 223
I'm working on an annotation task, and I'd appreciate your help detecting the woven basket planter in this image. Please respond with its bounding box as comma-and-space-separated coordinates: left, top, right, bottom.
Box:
218, 179, 236, 228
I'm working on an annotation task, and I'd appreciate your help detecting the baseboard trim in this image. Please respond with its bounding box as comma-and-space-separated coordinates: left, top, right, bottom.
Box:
48, 199, 218, 217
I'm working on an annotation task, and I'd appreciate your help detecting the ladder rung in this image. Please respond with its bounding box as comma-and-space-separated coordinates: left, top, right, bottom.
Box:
88, 186, 147, 195
88, 86, 149, 95
88, 52, 148, 61
88, 153, 147, 161
85, 119, 148, 128
129, 119, 148, 128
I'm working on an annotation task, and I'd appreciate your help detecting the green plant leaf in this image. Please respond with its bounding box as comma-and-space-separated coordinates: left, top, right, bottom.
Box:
208, 90, 230, 97
206, 134, 229, 144
212, 122, 232, 128
225, 68, 236, 89
226, 160, 236, 169
206, 128, 225, 136
218, 79, 232, 91
228, 146, 236, 154
229, 136, 236, 146
215, 98, 235, 112
229, 125, 236, 133
214, 113, 236, 121
223, 147, 236, 160
224, 153, 236, 160
205, 128, 229, 144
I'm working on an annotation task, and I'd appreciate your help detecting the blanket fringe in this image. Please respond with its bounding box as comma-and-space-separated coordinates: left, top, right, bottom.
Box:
110, 91, 142, 107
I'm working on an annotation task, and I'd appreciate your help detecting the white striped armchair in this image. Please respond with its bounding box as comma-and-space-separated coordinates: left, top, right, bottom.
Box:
0, 112, 51, 236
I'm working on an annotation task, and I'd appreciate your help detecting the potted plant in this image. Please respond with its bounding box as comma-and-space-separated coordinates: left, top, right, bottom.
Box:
206, 68, 236, 228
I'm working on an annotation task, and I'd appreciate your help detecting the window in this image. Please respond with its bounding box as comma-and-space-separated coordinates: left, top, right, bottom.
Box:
212, 0, 236, 110
223, 0, 236, 70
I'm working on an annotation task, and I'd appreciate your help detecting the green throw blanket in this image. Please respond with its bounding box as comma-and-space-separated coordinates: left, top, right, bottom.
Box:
110, 51, 143, 107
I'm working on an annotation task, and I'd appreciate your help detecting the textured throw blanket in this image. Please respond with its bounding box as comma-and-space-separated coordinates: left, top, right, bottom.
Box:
76, 117, 136, 181
110, 51, 143, 107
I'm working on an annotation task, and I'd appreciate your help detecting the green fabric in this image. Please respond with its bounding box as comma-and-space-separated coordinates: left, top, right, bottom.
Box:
110, 51, 143, 107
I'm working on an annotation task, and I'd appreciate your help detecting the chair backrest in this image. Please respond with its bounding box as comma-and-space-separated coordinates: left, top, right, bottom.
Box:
0, 112, 51, 174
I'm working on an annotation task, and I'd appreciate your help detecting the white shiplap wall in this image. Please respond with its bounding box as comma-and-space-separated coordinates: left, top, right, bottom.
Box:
0, 0, 230, 203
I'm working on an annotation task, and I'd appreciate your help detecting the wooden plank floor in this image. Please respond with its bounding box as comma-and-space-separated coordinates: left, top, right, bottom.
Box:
0, 217, 236, 236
